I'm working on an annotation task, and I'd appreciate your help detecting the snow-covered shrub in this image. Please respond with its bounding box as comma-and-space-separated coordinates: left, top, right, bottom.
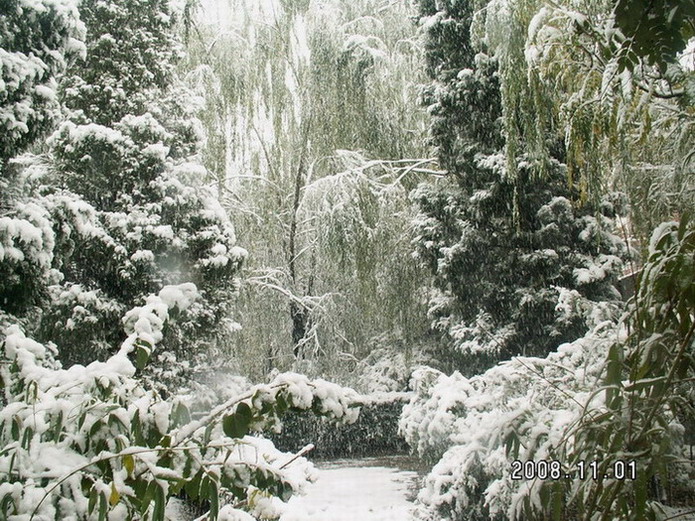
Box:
5, 169, 247, 377
1, 0, 236, 385
354, 345, 412, 394
0, 284, 360, 520
403, 218, 695, 521
48, 119, 169, 209
401, 318, 617, 521
413, 179, 627, 371
0, 0, 85, 332
0, 0, 79, 316
399, 367, 469, 464
273, 392, 411, 459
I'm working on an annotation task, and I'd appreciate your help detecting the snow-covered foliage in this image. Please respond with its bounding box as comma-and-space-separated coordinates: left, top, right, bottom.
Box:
400, 320, 617, 521
475, 0, 694, 239
295, 153, 432, 367
40, 282, 125, 365
0, 287, 360, 520
272, 391, 411, 460
411, 0, 629, 373
412, 174, 627, 370
0, 0, 85, 166
539, 218, 695, 521
401, 219, 695, 521
0, 0, 248, 379
1, 0, 245, 385
0, 201, 56, 312
187, 0, 432, 378
354, 346, 412, 394
59, 0, 184, 126
0, 4, 83, 319
403, 1, 695, 518
10, 152, 247, 375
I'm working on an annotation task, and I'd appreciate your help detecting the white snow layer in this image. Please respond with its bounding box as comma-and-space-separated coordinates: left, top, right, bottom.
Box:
278, 459, 417, 521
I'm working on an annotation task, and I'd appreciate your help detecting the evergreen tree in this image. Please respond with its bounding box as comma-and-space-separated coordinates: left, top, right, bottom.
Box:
0, 0, 84, 171
0, 0, 84, 327
0, 0, 248, 384
411, 0, 627, 374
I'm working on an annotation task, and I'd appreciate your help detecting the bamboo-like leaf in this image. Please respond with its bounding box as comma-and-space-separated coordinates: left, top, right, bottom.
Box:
109, 482, 120, 507
123, 454, 135, 476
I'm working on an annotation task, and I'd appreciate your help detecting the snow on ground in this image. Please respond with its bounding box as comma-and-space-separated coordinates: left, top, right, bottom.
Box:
279, 456, 419, 521
166, 456, 421, 521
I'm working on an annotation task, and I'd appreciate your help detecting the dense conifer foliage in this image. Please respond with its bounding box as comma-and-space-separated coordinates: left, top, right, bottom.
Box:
1, 0, 248, 378
1, 0, 84, 324
0, 0, 85, 168
411, 0, 627, 373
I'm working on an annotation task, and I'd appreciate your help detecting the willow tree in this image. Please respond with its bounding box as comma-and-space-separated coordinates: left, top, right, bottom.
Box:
476, 0, 694, 241
185, 0, 433, 379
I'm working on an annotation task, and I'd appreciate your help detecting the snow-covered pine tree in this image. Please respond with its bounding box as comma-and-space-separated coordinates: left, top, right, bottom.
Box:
0, 0, 84, 172
411, 0, 628, 374
0, 0, 85, 327
36, 0, 247, 381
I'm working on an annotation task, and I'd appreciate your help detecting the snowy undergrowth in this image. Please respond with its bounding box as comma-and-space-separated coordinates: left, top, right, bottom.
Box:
400, 317, 621, 521
402, 221, 695, 521
0, 283, 360, 521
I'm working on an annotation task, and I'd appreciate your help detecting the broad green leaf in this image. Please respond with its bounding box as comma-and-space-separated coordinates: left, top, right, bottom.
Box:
88, 488, 97, 515
208, 480, 219, 521
184, 470, 203, 500
135, 346, 149, 371
10, 417, 19, 441
223, 402, 253, 438
141, 481, 157, 514
153, 485, 165, 521
21, 426, 33, 450
1, 494, 14, 517
98, 492, 107, 521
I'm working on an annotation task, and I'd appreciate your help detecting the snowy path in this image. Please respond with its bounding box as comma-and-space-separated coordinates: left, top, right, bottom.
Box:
166, 456, 422, 521
281, 456, 421, 521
